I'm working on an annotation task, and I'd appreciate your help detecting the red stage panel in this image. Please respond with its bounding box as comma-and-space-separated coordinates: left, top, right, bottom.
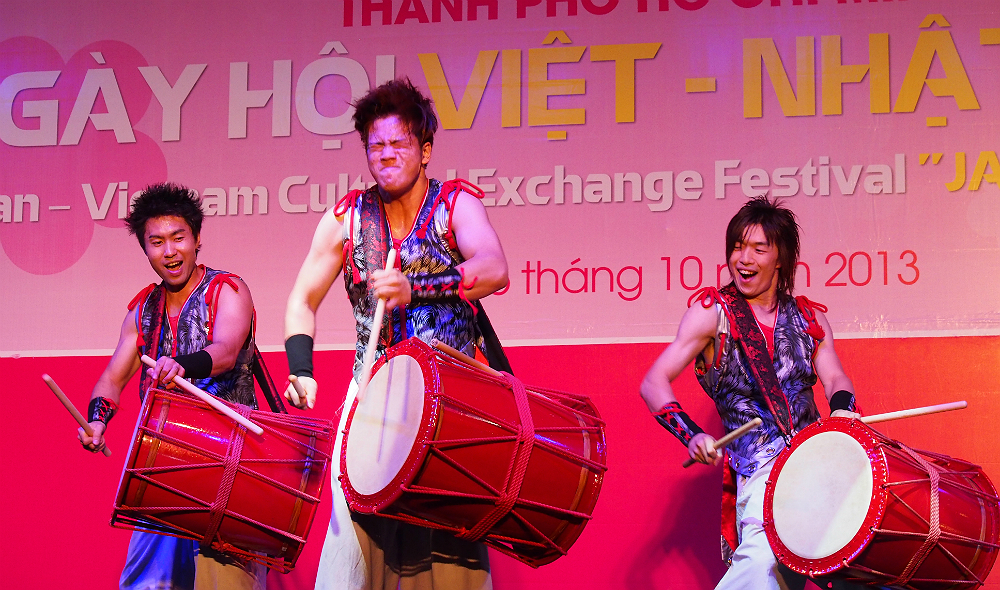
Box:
5, 337, 998, 589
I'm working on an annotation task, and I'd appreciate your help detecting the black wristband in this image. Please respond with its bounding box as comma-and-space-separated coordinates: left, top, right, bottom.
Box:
409, 269, 463, 304
654, 402, 705, 447
173, 350, 213, 379
829, 390, 857, 413
88, 397, 119, 425
285, 334, 314, 379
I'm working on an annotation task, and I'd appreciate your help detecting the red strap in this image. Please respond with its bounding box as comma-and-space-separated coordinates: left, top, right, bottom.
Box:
794, 295, 827, 342
717, 284, 795, 437
457, 267, 478, 315
720, 455, 739, 558
128, 283, 157, 312
333, 189, 359, 217
339, 189, 364, 284
138, 284, 166, 399
415, 178, 485, 249
689, 286, 742, 340
128, 283, 158, 349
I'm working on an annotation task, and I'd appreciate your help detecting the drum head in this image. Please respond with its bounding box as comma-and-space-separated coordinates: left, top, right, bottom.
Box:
345, 354, 426, 495
771, 430, 874, 560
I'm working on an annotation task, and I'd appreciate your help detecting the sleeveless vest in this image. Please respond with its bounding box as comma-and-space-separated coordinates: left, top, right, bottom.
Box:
339, 178, 478, 375
694, 292, 822, 471
130, 266, 256, 407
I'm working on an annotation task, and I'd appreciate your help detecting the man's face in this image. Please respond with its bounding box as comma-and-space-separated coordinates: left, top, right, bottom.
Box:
728, 224, 781, 300
142, 215, 201, 291
365, 115, 431, 200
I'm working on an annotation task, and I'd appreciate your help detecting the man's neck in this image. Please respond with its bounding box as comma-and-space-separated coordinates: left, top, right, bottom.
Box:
380, 173, 429, 239
744, 288, 780, 326
164, 265, 204, 314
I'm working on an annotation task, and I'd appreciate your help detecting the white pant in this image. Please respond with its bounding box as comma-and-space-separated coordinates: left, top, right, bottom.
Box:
314, 379, 368, 590
313, 379, 492, 590
715, 459, 874, 590
715, 459, 805, 590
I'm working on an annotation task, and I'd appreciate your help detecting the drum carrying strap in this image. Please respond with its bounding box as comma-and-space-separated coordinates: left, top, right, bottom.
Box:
475, 300, 513, 374
251, 345, 288, 413
693, 284, 794, 560
713, 284, 795, 438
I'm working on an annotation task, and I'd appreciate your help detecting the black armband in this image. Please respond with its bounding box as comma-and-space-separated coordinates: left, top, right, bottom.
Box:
654, 401, 705, 447
173, 350, 213, 379
88, 397, 119, 425
285, 334, 314, 379
829, 390, 857, 413
409, 269, 463, 303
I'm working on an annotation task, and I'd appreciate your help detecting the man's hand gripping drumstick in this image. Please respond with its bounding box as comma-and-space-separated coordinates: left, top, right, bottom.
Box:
43, 374, 113, 457
140, 355, 264, 435
683, 418, 762, 468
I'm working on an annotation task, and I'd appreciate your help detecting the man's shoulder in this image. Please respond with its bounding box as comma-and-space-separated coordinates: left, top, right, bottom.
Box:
200, 267, 252, 298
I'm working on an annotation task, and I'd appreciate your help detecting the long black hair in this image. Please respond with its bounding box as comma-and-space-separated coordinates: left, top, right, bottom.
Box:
725, 195, 800, 297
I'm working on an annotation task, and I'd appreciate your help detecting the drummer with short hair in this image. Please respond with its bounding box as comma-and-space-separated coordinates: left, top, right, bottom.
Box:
77, 182, 266, 589
640, 196, 865, 590
283, 78, 509, 590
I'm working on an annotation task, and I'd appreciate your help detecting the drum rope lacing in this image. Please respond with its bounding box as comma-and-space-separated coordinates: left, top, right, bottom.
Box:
885, 444, 942, 587
202, 404, 252, 548
455, 371, 535, 542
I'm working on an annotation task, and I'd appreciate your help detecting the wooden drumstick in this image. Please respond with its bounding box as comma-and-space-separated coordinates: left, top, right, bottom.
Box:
859, 400, 967, 425
140, 355, 264, 436
682, 417, 763, 468
357, 248, 397, 404
431, 338, 502, 378
288, 374, 308, 407
43, 374, 113, 457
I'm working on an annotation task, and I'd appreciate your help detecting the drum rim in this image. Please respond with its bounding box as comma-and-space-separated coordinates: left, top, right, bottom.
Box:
764, 417, 889, 576
341, 338, 441, 513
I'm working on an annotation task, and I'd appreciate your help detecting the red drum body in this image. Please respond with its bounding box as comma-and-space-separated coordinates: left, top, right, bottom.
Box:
340, 337, 607, 567
764, 418, 1000, 589
112, 389, 334, 572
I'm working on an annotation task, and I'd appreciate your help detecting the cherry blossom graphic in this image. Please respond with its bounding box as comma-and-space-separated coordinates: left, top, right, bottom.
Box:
1, 36, 167, 275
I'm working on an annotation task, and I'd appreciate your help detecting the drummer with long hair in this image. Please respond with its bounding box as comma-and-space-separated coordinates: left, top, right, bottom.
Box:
640, 196, 866, 590
283, 78, 509, 590
77, 182, 266, 589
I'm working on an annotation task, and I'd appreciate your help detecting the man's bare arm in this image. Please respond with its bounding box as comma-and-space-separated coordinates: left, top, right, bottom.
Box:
811, 310, 858, 418
285, 208, 345, 340
79, 309, 143, 451
640, 303, 723, 465
639, 303, 717, 412
204, 278, 254, 371
283, 208, 345, 409
448, 190, 509, 299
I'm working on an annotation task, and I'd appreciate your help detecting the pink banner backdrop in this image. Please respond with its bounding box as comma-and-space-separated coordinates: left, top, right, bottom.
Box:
3, 0, 999, 355
3, 2, 999, 589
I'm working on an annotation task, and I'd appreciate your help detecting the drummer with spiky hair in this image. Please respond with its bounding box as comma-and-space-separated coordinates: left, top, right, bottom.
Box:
283, 78, 509, 590
77, 182, 266, 590
640, 196, 865, 590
